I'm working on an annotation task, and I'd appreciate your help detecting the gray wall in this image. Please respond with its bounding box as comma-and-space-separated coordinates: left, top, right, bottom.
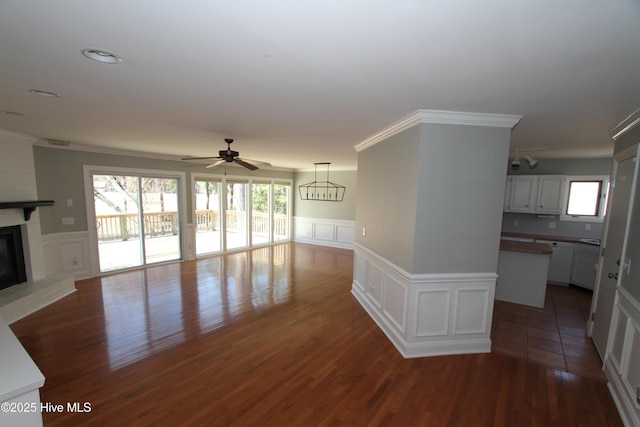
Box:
412, 124, 510, 274
355, 126, 421, 272
33, 146, 294, 234
293, 169, 357, 220
355, 123, 511, 275
501, 157, 613, 239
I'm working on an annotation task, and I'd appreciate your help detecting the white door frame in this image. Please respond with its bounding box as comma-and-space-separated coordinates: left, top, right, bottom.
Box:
588, 145, 639, 357
83, 165, 188, 277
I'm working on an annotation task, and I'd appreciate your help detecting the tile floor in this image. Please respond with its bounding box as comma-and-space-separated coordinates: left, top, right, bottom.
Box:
491, 284, 606, 382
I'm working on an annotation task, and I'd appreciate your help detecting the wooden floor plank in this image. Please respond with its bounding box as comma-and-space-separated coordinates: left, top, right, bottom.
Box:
9, 243, 623, 426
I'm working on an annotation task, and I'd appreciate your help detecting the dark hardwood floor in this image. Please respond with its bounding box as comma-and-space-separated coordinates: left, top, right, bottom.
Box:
11, 243, 622, 426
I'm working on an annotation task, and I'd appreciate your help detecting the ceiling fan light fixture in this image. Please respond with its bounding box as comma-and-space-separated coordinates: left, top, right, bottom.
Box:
82, 48, 123, 64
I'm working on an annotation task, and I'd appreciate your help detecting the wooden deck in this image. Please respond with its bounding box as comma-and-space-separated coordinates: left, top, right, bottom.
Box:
10, 243, 622, 426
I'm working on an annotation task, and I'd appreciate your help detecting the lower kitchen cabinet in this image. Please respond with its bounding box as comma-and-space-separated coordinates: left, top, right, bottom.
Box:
536, 240, 574, 285
570, 243, 600, 290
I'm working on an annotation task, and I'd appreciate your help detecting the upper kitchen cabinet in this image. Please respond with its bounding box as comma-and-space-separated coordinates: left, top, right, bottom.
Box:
507, 176, 537, 211
536, 176, 565, 213
505, 175, 565, 214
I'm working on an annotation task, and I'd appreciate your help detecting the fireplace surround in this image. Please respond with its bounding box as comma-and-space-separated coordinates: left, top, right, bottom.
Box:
0, 225, 27, 290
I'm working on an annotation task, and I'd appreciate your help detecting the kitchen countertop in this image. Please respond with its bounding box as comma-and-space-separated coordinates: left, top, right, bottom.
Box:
499, 239, 553, 255
502, 232, 601, 246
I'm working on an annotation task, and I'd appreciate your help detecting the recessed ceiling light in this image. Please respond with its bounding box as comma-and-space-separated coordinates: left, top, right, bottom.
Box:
1, 111, 24, 117
29, 89, 60, 97
81, 48, 122, 64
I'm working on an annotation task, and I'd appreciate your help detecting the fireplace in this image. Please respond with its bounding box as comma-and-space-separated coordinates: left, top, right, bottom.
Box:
0, 225, 27, 290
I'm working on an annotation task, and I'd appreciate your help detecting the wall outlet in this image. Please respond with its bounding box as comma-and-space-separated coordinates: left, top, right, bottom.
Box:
67, 199, 73, 207
362, 227, 366, 237
548, 222, 556, 229
585, 224, 591, 231
513, 220, 519, 227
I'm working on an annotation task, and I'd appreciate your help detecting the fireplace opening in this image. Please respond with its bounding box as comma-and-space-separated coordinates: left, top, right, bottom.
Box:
0, 225, 27, 291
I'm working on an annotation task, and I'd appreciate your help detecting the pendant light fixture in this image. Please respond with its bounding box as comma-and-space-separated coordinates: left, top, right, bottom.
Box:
298, 162, 346, 202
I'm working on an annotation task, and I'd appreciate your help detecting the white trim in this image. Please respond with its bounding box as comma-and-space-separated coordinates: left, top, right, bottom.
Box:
610, 108, 640, 141
82, 165, 188, 277
293, 217, 354, 249
559, 175, 610, 223
41, 231, 92, 279
355, 109, 522, 152
604, 287, 640, 427
33, 139, 294, 172
0, 129, 39, 143
352, 244, 495, 358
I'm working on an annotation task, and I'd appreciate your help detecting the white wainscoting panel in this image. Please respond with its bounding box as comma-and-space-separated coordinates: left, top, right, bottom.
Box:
604, 288, 640, 427
41, 232, 92, 279
352, 243, 496, 358
367, 261, 385, 309
293, 217, 354, 249
454, 289, 491, 335
416, 290, 449, 337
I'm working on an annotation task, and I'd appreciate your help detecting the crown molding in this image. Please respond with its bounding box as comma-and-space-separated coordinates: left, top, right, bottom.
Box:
610, 108, 640, 141
0, 129, 39, 143
355, 109, 522, 152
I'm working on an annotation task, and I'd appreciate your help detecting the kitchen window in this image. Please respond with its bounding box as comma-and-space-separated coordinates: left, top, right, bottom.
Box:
560, 176, 609, 222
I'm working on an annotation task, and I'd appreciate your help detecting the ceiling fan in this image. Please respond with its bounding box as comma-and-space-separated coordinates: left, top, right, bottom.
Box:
181, 138, 270, 170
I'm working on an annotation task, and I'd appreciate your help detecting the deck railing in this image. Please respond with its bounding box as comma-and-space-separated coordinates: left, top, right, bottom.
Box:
97, 210, 288, 241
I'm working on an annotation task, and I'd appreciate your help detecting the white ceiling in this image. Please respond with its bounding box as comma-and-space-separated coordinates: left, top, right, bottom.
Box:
1, 1, 639, 170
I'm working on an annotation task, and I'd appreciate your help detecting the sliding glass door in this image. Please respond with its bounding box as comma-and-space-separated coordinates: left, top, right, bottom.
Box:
251, 182, 270, 246
274, 183, 290, 242
194, 179, 221, 255
193, 178, 291, 254
226, 180, 248, 250
93, 174, 181, 272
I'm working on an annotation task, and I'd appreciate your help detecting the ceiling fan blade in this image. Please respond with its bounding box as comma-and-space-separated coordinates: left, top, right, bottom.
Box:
234, 158, 259, 170
239, 158, 272, 167
206, 159, 226, 168
181, 156, 221, 160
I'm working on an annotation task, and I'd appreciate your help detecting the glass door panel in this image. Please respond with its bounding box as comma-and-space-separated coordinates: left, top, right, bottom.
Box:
93, 173, 182, 273
195, 179, 221, 254
252, 183, 270, 245
141, 177, 181, 264
226, 182, 247, 250
274, 184, 290, 241
93, 175, 143, 272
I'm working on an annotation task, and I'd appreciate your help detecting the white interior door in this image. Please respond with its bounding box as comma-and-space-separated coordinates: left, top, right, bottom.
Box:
591, 155, 637, 357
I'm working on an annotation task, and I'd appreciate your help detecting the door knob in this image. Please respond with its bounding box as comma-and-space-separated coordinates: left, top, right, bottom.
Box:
608, 272, 619, 280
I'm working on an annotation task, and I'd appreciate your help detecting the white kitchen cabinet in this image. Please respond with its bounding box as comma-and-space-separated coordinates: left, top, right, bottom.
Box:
536, 176, 565, 213
505, 175, 565, 214
508, 176, 537, 212
570, 243, 600, 290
